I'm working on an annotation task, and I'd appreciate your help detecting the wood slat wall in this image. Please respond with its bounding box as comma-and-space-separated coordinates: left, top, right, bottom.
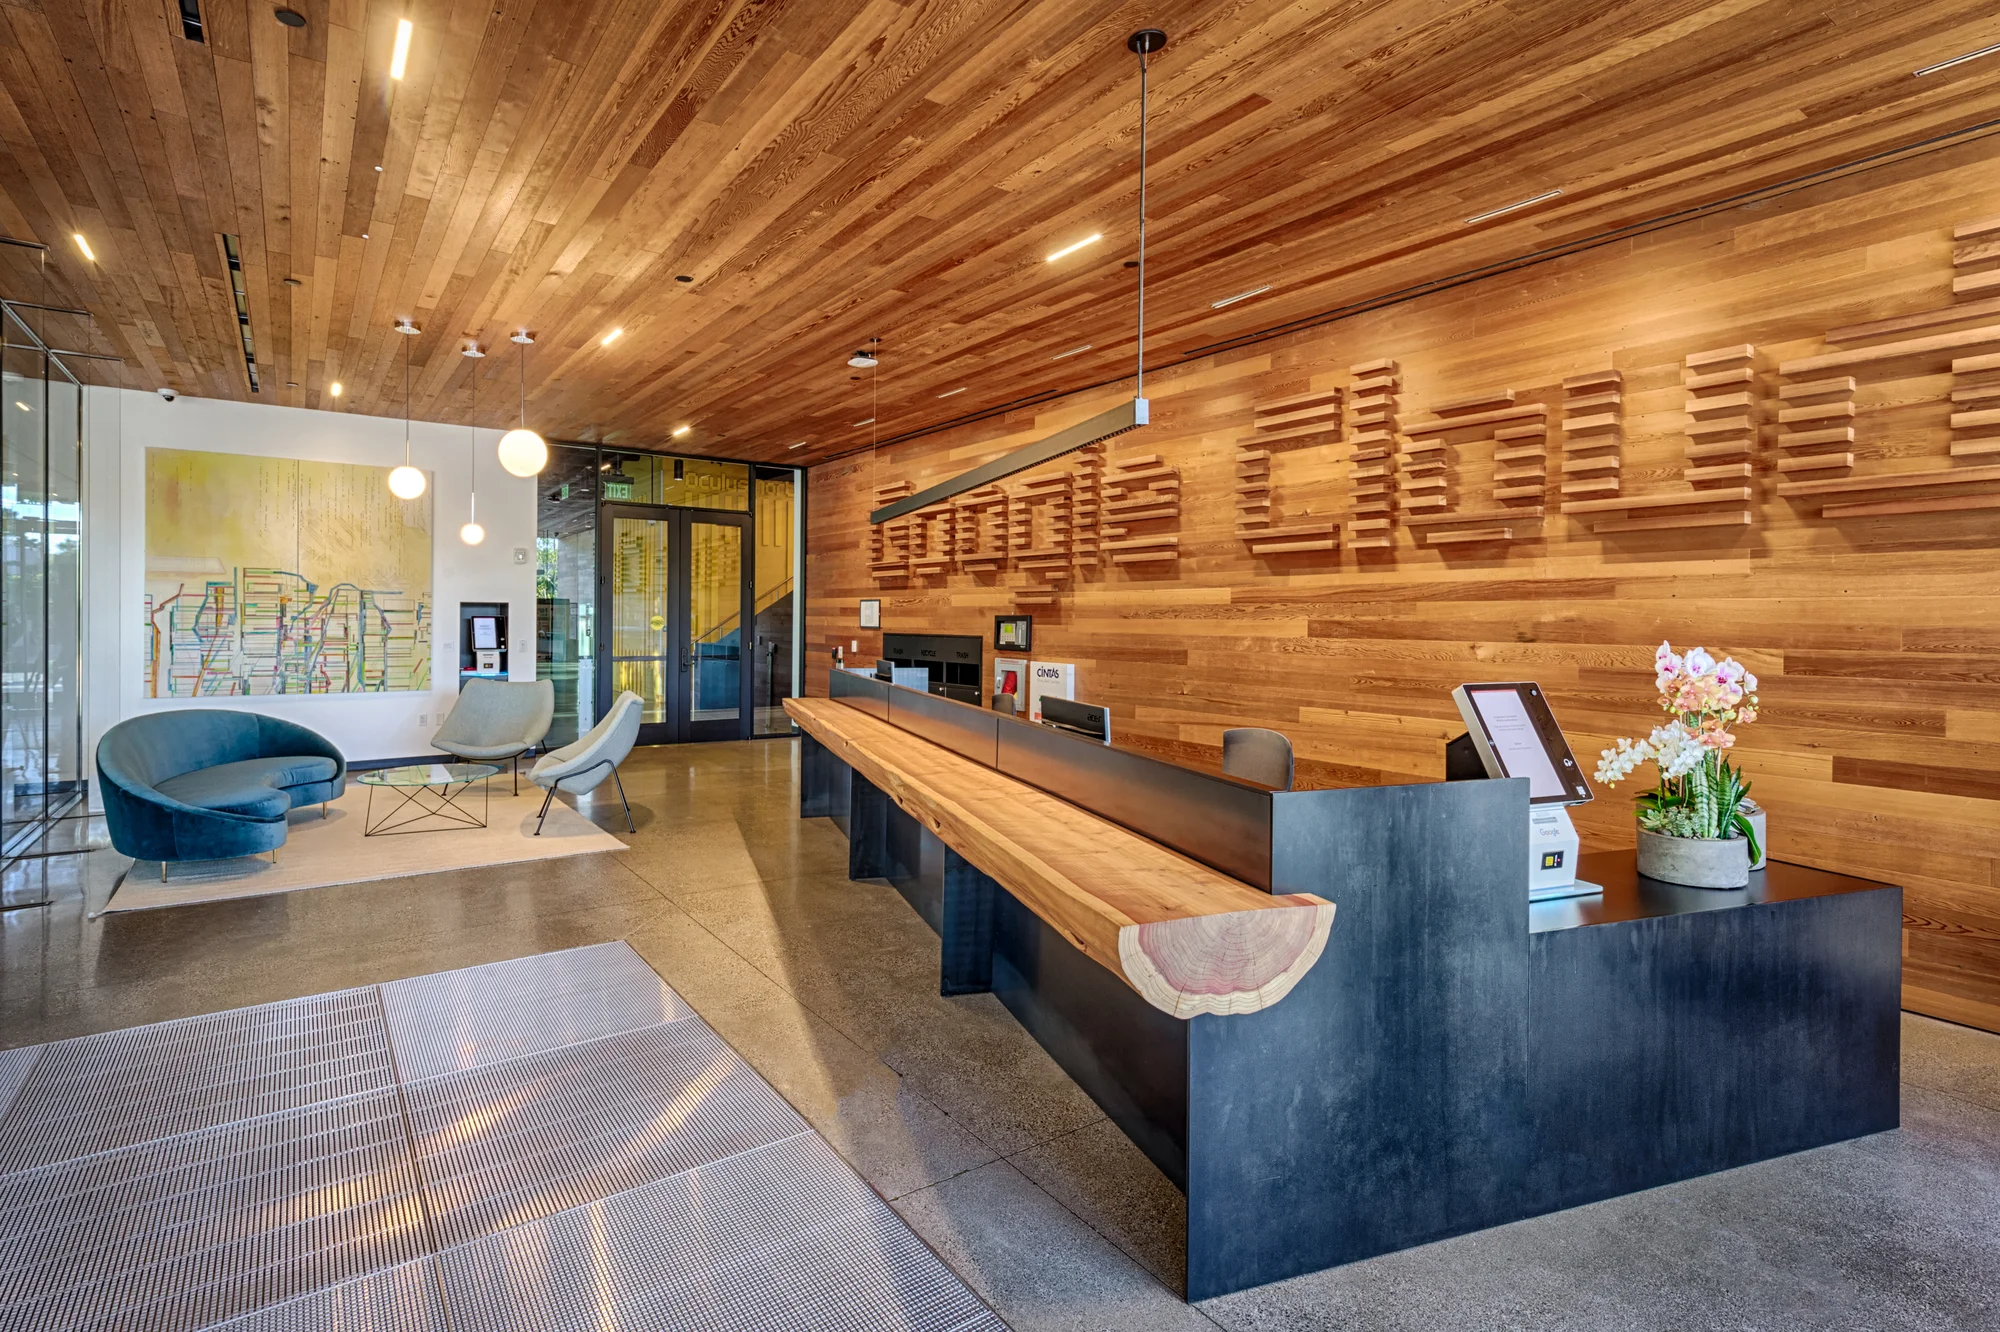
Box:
806, 136, 2000, 1034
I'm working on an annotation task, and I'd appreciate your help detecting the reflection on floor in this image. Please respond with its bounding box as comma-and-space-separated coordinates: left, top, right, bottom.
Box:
4, 739, 1999, 1331
0, 941, 1003, 1331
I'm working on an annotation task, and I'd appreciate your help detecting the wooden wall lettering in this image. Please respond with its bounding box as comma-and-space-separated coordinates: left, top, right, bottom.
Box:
1559, 345, 1755, 534
1402, 388, 1549, 547
1102, 451, 1183, 568
1559, 369, 1622, 503
1776, 213, 2000, 519
1346, 359, 1399, 549
1238, 388, 1342, 555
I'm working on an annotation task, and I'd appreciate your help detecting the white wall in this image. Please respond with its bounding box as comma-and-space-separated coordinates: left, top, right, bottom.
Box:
84, 387, 538, 766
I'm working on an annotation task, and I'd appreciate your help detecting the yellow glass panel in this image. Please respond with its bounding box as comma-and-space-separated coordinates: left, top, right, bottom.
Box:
604, 455, 749, 510
687, 521, 742, 722
607, 516, 669, 724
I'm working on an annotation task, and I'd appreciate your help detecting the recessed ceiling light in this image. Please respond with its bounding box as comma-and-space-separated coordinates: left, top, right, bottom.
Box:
72, 234, 94, 262
937, 387, 967, 398
361, 232, 370, 239
1045, 233, 1102, 263
274, 8, 306, 28
601, 327, 623, 346
329, 382, 343, 396
285, 380, 298, 387
853, 417, 875, 426
1211, 283, 1272, 309
14, 401, 29, 412
671, 424, 691, 437
1464, 188, 1563, 225
1051, 344, 1091, 360
787, 440, 808, 449
675, 275, 693, 283
390, 18, 413, 79
1914, 40, 2000, 76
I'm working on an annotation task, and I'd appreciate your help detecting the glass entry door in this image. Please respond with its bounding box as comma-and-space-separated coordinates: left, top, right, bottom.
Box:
599, 504, 751, 744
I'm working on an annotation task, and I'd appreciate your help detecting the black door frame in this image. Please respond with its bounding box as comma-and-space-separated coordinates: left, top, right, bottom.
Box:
597, 502, 754, 745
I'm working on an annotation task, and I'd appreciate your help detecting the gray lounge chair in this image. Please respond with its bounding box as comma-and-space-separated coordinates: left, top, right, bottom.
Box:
1222, 726, 1294, 790
528, 690, 643, 834
432, 678, 554, 794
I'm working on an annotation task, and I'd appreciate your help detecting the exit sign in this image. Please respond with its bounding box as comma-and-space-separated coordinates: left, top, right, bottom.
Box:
603, 481, 634, 500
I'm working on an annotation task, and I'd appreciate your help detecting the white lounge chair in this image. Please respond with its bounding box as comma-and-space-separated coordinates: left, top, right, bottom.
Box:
527, 690, 643, 834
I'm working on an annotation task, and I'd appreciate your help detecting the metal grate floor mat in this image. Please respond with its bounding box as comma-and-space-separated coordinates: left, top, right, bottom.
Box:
438, 1131, 1008, 1332
0, 1090, 429, 1332
198, 1259, 446, 1332
381, 941, 693, 1082
0, 949, 1007, 1332
403, 1020, 808, 1249
0, 987, 394, 1175
0, 1046, 39, 1126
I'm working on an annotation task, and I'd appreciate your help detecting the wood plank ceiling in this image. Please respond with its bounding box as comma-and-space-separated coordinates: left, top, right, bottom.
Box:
2, 0, 1998, 461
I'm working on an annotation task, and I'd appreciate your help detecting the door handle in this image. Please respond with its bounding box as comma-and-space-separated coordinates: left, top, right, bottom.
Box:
680, 646, 691, 672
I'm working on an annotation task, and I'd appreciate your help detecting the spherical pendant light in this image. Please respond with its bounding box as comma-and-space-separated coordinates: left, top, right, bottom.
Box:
497, 426, 546, 478
389, 320, 427, 499
499, 331, 547, 477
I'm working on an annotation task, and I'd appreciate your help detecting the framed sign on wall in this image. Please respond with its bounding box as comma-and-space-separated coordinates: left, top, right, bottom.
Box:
859, 598, 881, 629
995, 615, 1032, 651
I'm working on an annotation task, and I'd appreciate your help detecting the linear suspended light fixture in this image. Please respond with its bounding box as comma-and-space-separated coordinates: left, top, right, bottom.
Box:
1464, 188, 1563, 225
870, 29, 1163, 527
1915, 41, 2000, 76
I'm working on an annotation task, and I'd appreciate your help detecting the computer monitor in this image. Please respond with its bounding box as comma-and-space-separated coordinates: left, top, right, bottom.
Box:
1451, 682, 1592, 807
1040, 696, 1110, 744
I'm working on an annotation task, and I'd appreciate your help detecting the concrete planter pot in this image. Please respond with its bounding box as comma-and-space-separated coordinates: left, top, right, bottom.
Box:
1635, 827, 1750, 889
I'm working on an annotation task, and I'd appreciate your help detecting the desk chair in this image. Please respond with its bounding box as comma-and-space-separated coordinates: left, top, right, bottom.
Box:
1223, 727, 1294, 791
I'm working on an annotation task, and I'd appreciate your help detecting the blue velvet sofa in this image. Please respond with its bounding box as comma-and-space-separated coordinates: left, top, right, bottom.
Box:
97, 711, 347, 869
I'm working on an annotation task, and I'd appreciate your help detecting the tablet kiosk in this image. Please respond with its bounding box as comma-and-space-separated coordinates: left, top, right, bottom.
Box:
1451, 682, 1600, 901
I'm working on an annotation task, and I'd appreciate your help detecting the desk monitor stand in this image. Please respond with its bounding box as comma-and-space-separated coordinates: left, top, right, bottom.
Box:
1449, 683, 1602, 902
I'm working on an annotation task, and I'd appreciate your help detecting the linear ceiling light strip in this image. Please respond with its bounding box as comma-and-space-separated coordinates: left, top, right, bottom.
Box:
867, 28, 1165, 527
221, 233, 258, 392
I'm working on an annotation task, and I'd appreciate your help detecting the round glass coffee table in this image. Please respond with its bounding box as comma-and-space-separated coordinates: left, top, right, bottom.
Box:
357, 762, 501, 836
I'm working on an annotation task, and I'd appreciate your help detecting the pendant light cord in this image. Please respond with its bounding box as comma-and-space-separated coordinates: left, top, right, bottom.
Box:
1135, 45, 1150, 400
468, 352, 477, 522
403, 332, 412, 464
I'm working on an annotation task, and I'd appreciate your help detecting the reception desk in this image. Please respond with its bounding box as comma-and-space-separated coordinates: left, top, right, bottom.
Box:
788, 678, 1902, 1299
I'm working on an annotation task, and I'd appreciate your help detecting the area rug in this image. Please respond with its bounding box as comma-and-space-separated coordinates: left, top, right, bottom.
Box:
102, 779, 627, 913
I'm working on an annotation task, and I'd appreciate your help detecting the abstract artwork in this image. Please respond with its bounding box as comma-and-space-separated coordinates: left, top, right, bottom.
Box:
143, 449, 432, 697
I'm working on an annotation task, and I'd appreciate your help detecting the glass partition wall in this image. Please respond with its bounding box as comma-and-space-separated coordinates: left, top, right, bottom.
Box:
1, 303, 88, 874
536, 444, 800, 746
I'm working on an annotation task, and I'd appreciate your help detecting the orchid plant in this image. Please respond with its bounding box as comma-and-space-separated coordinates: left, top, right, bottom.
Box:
1595, 643, 1761, 861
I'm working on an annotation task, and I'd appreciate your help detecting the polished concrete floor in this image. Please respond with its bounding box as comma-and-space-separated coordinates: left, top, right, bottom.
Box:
4, 738, 1998, 1331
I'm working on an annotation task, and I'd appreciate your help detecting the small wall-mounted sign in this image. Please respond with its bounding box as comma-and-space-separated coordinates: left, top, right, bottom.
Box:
995, 615, 1032, 651
603, 480, 635, 500
859, 598, 881, 629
